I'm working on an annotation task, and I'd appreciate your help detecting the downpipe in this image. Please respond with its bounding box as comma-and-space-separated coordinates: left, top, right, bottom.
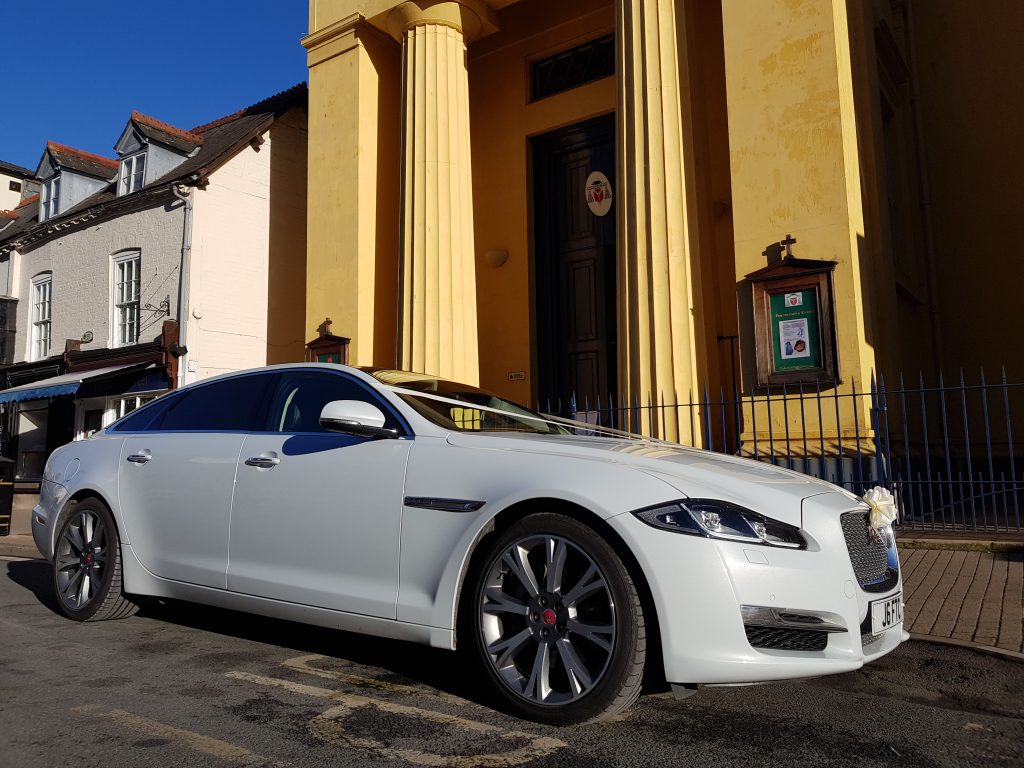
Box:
171, 182, 194, 388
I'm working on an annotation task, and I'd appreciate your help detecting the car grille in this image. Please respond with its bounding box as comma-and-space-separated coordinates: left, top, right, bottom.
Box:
840, 511, 899, 592
744, 625, 828, 652
861, 632, 884, 651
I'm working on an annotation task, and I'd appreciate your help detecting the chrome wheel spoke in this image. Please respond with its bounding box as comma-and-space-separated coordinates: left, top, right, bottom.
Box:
78, 571, 91, 605
545, 538, 567, 593
56, 554, 79, 572
81, 513, 94, 547
567, 619, 614, 652
555, 638, 593, 696
65, 526, 85, 554
524, 643, 551, 702
488, 627, 533, 669
502, 545, 540, 597
62, 569, 84, 601
482, 587, 529, 617
563, 564, 607, 607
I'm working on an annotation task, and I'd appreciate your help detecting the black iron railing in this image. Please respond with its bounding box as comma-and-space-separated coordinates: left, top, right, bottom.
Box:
538, 368, 1023, 533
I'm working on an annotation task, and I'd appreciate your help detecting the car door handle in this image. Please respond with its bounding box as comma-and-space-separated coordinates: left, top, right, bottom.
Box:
126, 453, 151, 464
245, 456, 280, 468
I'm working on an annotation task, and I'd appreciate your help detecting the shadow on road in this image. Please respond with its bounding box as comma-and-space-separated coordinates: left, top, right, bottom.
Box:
5, 558, 63, 616
5, 556, 500, 710
137, 597, 504, 711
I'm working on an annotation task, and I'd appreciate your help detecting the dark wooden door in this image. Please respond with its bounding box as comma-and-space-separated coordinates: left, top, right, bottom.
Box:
532, 114, 617, 411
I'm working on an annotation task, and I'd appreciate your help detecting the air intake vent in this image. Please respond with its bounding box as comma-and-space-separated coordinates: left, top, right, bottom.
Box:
745, 625, 828, 652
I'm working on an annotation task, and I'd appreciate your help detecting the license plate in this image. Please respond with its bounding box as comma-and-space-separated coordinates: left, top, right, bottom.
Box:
870, 592, 903, 634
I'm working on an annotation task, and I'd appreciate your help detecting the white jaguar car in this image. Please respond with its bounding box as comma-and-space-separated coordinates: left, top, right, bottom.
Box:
32, 364, 906, 724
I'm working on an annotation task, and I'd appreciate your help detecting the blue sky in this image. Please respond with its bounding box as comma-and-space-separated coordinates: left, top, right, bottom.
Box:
1, 1, 308, 171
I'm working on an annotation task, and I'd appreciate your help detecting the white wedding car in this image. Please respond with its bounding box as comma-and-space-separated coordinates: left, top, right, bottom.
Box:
33, 364, 906, 724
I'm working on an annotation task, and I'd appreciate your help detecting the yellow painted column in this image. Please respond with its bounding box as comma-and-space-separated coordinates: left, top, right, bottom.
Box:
616, 0, 703, 442
302, 13, 401, 367
388, 1, 480, 384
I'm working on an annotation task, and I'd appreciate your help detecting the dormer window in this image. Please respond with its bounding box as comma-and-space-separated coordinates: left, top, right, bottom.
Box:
120, 152, 146, 195
40, 176, 60, 221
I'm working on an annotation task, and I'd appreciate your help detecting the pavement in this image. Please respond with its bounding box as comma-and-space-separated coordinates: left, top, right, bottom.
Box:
3, 493, 1023, 658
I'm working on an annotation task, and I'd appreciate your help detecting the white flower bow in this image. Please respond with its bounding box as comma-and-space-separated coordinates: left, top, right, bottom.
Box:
862, 486, 899, 530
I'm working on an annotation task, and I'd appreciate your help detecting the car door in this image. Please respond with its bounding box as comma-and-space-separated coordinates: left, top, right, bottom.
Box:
116, 373, 273, 588
227, 369, 412, 618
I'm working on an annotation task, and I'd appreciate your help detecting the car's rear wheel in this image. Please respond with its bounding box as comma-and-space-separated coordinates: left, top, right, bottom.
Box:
52, 498, 138, 622
471, 513, 645, 725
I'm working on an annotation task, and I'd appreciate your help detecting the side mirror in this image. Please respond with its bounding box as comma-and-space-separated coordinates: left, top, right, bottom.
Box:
319, 400, 398, 439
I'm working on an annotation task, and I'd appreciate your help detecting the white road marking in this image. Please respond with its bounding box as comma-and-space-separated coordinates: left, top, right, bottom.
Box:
282, 653, 466, 705
71, 704, 291, 766
228, 669, 566, 767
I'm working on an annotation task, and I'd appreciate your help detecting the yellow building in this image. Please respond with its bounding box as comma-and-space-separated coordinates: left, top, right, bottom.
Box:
300, 0, 1024, 448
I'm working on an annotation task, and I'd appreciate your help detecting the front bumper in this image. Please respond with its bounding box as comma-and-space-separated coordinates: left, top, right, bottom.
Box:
608, 491, 906, 685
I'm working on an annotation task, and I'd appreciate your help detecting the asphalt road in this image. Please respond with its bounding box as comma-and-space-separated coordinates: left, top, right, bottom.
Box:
2, 555, 1022, 768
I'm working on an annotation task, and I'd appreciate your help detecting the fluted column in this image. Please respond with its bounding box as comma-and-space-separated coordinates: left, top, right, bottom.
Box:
616, 0, 702, 443
389, 1, 480, 384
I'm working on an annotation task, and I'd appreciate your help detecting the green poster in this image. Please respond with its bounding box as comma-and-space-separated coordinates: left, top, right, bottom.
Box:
769, 288, 822, 372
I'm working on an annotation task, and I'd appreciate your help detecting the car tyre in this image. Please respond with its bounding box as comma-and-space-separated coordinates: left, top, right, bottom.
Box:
469, 512, 645, 725
52, 498, 138, 622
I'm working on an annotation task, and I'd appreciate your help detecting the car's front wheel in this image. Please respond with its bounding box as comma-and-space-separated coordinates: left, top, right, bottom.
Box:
470, 513, 646, 725
52, 498, 138, 622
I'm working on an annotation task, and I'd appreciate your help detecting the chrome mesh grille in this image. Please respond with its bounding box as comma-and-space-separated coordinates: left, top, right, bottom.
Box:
840, 512, 890, 587
861, 632, 884, 650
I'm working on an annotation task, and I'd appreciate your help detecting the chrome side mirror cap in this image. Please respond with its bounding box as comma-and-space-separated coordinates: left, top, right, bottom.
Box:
319, 400, 398, 439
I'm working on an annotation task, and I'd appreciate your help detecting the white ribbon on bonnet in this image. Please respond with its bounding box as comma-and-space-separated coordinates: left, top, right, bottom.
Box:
862, 486, 899, 530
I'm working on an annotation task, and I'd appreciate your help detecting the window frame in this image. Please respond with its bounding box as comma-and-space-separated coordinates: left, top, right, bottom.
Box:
119, 151, 147, 195
112, 251, 141, 347
40, 176, 60, 221
261, 369, 410, 437
110, 369, 413, 437
29, 272, 52, 362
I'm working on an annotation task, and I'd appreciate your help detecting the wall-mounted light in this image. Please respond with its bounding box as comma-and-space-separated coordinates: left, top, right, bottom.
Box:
484, 249, 509, 269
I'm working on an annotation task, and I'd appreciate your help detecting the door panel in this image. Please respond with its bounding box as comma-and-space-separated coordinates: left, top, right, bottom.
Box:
226, 369, 411, 618
533, 114, 617, 408
117, 433, 244, 587
227, 433, 411, 617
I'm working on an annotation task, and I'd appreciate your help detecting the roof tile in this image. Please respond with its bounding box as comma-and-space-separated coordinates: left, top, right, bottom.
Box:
47, 142, 119, 178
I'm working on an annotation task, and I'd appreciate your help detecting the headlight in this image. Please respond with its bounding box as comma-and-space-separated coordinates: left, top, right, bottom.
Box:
631, 499, 806, 549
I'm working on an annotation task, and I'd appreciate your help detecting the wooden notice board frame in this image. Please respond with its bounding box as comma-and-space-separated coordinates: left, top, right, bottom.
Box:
748, 258, 839, 387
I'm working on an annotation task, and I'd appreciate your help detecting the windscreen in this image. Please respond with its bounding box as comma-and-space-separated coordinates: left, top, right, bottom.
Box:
367, 370, 641, 439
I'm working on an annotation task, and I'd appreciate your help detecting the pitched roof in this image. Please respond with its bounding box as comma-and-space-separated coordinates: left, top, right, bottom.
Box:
0, 210, 18, 221
1, 83, 307, 251
46, 142, 119, 179
130, 111, 204, 153
0, 159, 33, 179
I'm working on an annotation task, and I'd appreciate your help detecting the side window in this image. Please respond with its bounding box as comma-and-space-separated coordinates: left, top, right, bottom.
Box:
113, 393, 177, 432
266, 371, 401, 434
151, 375, 273, 431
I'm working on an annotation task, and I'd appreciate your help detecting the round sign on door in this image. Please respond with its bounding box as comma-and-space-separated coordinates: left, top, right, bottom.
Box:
585, 171, 613, 216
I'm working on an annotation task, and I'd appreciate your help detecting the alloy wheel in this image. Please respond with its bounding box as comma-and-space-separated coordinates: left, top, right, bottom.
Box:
479, 534, 616, 706
55, 508, 109, 611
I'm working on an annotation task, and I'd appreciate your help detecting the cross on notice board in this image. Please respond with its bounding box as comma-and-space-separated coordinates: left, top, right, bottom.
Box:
781, 233, 797, 258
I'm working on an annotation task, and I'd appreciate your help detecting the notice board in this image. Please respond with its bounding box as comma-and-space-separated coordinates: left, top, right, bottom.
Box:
747, 258, 838, 387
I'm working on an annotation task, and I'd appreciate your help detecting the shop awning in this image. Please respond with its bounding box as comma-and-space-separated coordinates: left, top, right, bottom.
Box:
0, 363, 153, 405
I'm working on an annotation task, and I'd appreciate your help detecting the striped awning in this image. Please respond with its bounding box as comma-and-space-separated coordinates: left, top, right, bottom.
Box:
0, 363, 152, 404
